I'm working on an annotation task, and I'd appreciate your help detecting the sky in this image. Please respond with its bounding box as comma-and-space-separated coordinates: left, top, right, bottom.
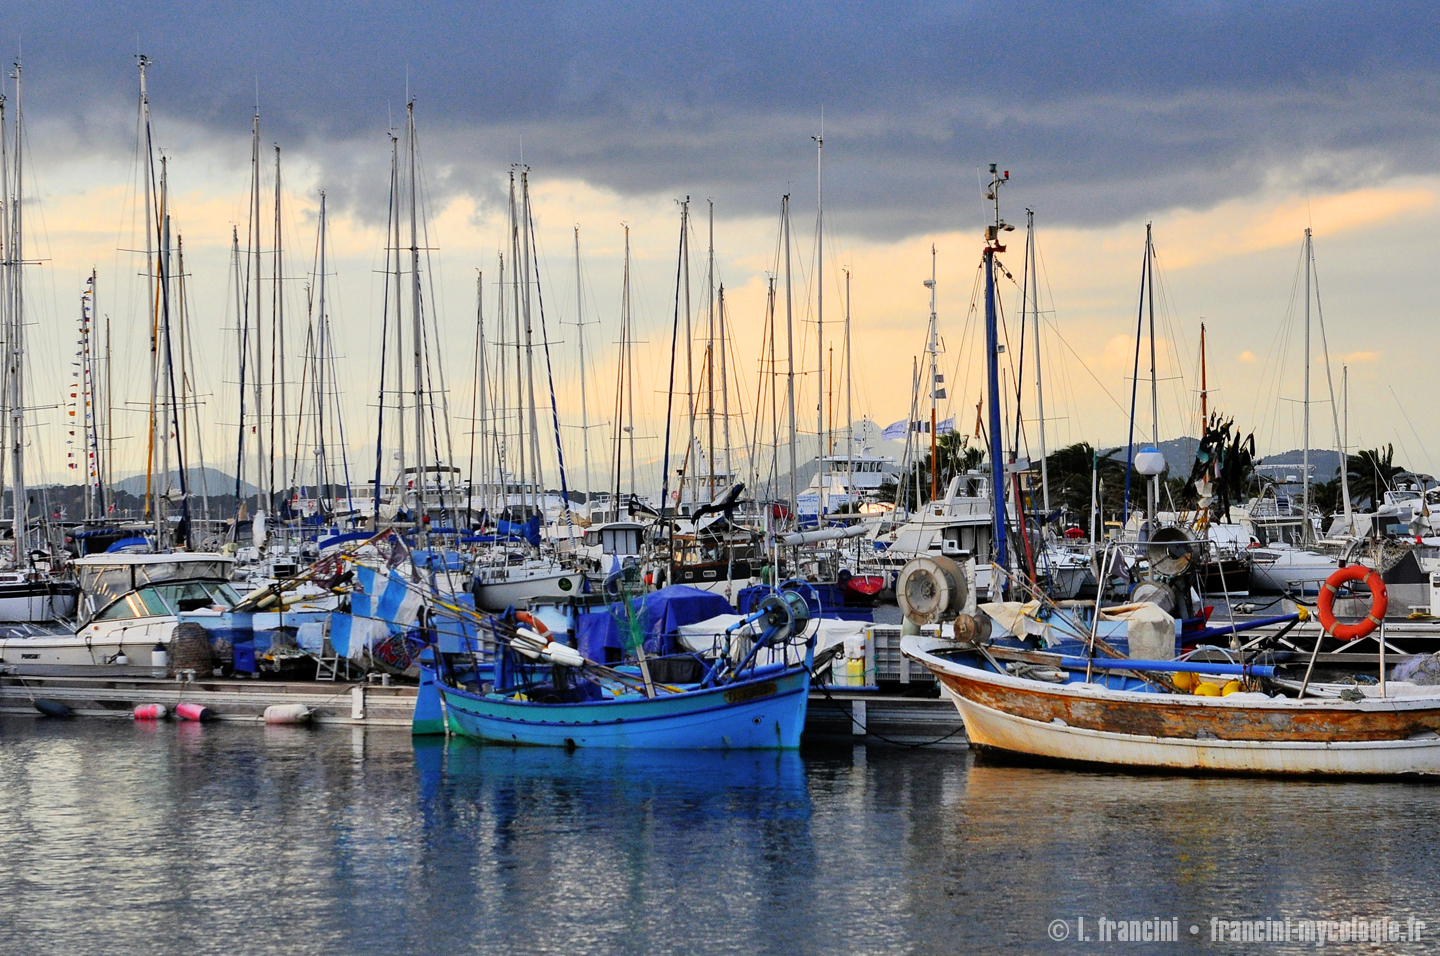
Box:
5, 2, 1440, 492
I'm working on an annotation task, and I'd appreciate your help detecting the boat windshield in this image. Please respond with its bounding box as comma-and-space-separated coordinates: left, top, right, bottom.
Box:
79, 560, 234, 620
92, 581, 240, 623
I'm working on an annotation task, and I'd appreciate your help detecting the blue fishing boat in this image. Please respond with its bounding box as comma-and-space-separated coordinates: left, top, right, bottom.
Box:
414, 587, 815, 749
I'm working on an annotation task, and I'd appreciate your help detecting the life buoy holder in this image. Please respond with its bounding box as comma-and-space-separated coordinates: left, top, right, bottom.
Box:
1317, 565, 1387, 640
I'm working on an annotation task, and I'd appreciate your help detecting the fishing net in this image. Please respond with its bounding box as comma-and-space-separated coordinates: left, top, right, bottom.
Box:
1393, 652, 1440, 686
607, 562, 650, 656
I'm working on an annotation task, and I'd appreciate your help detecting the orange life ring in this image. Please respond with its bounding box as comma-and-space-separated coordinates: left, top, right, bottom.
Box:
513, 610, 551, 640
1317, 565, 1388, 640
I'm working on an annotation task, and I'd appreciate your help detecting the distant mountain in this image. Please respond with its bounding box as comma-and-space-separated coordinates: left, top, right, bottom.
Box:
1091, 437, 1200, 474
1252, 448, 1345, 483
112, 467, 256, 498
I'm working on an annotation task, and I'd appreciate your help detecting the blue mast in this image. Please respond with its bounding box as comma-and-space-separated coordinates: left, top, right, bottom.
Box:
983, 164, 1011, 591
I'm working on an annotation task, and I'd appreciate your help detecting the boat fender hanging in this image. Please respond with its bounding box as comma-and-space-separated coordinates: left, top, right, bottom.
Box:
263, 703, 313, 725
34, 698, 72, 719
510, 637, 543, 659
133, 703, 168, 720
1318, 565, 1387, 640
543, 643, 585, 668
175, 702, 214, 722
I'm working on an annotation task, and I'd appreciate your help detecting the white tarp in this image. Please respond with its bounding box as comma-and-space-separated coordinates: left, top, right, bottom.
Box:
674, 614, 868, 666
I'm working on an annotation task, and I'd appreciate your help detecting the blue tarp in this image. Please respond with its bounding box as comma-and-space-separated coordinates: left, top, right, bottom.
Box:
736, 583, 873, 623
492, 515, 541, 546
412, 549, 466, 571
577, 585, 733, 661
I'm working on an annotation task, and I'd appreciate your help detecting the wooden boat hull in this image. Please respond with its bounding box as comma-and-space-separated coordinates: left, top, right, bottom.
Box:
438, 665, 810, 749
906, 635, 1440, 775
948, 687, 1440, 775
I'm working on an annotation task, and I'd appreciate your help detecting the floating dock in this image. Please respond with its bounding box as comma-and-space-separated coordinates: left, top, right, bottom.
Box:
0, 671, 967, 745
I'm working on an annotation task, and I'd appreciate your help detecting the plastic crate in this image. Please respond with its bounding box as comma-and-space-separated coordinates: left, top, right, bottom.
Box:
869, 624, 934, 684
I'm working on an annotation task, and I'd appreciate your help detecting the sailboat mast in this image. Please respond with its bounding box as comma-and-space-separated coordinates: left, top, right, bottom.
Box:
249, 113, 266, 520
0, 88, 10, 527
1146, 223, 1158, 525
706, 201, 716, 500
983, 164, 1010, 586
493, 251, 506, 516
406, 102, 427, 546
574, 226, 592, 508
815, 132, 826, 524
520, 170, 544, 527
625, 227, 638, 502
160, 160, 192, 548
719, 280, 732, 489
273, 145, 288, 522
160, 159, 173, 532
468, 270, 482, 515
1199, 322, 1208, 425
79, 274, 94, 520
230, 224, 245, 522
766, 277, 778, 499
1303, 227, 1312, 541
682, 198, 693, 508
844, 268, 853, 509
1028, 210, 1050, 514
926, 245, 938, 502
507, 171, 528, 518
782, 195, 797, 512
317, 191, 331, 502
6, 61, 23, 547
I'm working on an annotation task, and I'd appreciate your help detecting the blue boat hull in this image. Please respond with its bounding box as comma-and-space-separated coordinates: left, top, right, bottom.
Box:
438, 665, 810, 749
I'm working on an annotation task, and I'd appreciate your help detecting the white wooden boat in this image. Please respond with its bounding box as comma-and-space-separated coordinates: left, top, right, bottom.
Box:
903, 633, 1440, 775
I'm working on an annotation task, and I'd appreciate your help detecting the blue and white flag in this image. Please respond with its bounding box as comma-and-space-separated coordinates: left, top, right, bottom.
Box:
328, 564, 424, 661
881, 417, 956, 440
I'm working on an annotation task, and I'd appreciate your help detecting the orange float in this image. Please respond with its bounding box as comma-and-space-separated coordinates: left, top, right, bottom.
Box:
1317, 565, 1387, 640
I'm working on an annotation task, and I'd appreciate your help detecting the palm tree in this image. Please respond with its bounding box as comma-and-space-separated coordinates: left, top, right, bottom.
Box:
1034, 442, 1132, 528
888, 432, 987, 507
1347, 445, 1404, 509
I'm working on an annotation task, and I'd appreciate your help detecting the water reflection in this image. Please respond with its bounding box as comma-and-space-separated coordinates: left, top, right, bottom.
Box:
0, 717, 1437, 955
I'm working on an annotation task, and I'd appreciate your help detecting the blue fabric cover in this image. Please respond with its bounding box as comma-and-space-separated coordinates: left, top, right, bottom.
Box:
413, 549, 466, 572
735, 583, 873, 623
577, 585, 733, 660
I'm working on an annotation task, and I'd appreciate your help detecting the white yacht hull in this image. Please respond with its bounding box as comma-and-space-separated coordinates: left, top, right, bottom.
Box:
1248, 548, 1339, 594
473, 568, 586, 611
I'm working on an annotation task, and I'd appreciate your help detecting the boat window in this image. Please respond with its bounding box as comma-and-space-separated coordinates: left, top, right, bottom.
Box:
134, 561, 233, 587
150, 581, 234, 613
95, 588, 171, 621
79, 566, 135, 611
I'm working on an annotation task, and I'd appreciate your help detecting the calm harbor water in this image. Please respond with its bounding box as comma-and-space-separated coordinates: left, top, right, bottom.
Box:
2, 715, 1438, 955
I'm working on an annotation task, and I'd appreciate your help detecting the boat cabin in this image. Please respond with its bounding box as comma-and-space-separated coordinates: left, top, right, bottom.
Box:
593, 522, 645, 557
73, 553, 238, 625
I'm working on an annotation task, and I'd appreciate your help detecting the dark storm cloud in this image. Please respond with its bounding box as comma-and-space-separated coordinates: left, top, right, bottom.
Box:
11, 1, 1440, 235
